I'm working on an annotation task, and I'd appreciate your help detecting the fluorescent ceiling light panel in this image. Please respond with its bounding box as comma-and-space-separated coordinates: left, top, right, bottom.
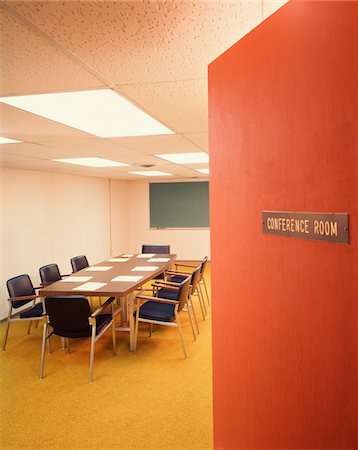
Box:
0, 136, 22, 144
196, 168, 210, 174
129, 171, 172, 177
0, 90, 174, 138
53, 157, 129, 168
155, 152, 209, 164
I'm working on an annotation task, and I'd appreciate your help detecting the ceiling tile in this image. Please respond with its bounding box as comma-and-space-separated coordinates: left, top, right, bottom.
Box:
0, 4, 104, 96
8, 1, 263, 84
118, 80, 208, 133
109, 134, 202, 154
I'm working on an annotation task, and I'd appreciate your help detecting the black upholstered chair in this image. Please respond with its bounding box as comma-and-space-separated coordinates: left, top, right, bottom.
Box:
70, 255, 89, 273
134, 275, 191, 358
39, 263, 69, 286
40, 295, 116, 383
141, 245, 170, 280
3, 274, 44, 351
166, 263, 204, 326
174, 257, 210, 307
141, 244, 170, 254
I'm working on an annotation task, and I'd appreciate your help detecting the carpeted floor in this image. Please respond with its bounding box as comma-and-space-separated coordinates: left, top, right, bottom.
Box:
0, 265, 213, 450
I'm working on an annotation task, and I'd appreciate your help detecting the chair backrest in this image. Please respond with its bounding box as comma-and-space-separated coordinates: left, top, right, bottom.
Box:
71, 255, 89, 273
190, 265, 201, 293
7, 274, 36, 309
176, 276, 191, 312
200, 256, 208, 279
44, 296, 92, 336
39, 263, 61, 285
141, 245, 170, 254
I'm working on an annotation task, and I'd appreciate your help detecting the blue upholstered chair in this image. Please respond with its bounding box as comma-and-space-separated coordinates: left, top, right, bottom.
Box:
70, 255, 89, 273
40, 295, 116, 383
3, 274, 44, 351
134, 275, 191, 358
141, 245, 170, 280
39, 263, 69, 286
173, 257, 210, 307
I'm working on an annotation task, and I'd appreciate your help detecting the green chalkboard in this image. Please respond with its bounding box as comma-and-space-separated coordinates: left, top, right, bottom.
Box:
149, 182, 209, 228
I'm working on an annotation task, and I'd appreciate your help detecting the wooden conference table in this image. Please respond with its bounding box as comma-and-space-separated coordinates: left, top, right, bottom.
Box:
39, 253, 177, 351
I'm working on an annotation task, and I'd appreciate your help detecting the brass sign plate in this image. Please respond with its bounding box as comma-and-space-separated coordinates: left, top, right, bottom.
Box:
262, 211, 349, 244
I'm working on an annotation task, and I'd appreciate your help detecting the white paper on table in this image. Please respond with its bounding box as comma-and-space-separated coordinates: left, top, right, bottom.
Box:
72, 282, 106, 291
111, 275, 143, 282
148, 257, 170, 262
107, 258, 130, 262
121, 254, 134, 257
85, 266, 113, 271
61, 276, 93, 283
136, 253, 155, 258
131, 266, 159, 272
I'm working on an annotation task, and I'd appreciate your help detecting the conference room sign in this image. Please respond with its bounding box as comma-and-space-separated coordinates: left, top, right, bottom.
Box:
262, 211, 349, 244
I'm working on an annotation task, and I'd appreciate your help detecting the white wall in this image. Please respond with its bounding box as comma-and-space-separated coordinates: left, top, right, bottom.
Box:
126, 180, 210, 260
0, 169, 126, 320
109, 178, 130, 255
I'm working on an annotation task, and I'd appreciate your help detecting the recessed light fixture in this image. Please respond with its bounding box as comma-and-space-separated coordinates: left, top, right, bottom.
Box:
53, 157, 129, 168
0, 89, 174, 138
155, 152, 209, 164
0, 136, 22, 144
196, 168, 210, 174
128, 171, 172, 177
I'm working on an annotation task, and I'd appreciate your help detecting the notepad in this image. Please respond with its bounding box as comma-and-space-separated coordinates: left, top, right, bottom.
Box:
61, 276, 93, 283
107, 258, 130, 262
131, 266, 159, 272
111, 275, 143, 282
72, 282, 106, 291
136, 253, 155, 258
121, 254, 134, 257
85, 266, 112, 271
148, 257, 170, 262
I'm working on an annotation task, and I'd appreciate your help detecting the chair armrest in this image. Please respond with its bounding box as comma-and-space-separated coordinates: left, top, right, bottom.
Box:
166, 270, 192, 276
91, 297, 115, 317
136, 295, 178, 305
61, 274, 71, 278
8, 295, 42, 302
152, 283, 180, 290
175, 263, 196, 269
152, 280, 181, 287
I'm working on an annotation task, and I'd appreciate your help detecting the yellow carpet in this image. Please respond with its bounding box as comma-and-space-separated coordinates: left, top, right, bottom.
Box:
0, 266, 213, 450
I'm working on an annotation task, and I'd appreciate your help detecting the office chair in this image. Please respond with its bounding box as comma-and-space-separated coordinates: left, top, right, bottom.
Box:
141, 244, 170, 254
40, 295, 116, 383
3, 274, 44, 351
134, 275, 191, 358
39, 263, 69, 286
166, 263, 204, 325
141, 245, 170, 280
174, 257, 210, 307
70, 255, 89, 273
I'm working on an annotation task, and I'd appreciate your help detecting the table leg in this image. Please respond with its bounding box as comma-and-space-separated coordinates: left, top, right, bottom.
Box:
128, 292, 135, 352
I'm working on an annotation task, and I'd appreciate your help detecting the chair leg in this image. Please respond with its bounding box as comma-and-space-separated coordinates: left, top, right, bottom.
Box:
40, 322, 48, 380
149, 323, 153, 337
198, 284, 207, 316
66, 338, 71, 354
27, 320, 32, 335
35, 320, 39, 328
196, 289, 206, 321
190, 294, 200, 334
111, 306, 117, 356
202, 278, 210, 306
186, 300, 196, 341
2, 317, 11, 352
89, 326, 96, 383
175, 309, 187, 359
134, 306, 140, 352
